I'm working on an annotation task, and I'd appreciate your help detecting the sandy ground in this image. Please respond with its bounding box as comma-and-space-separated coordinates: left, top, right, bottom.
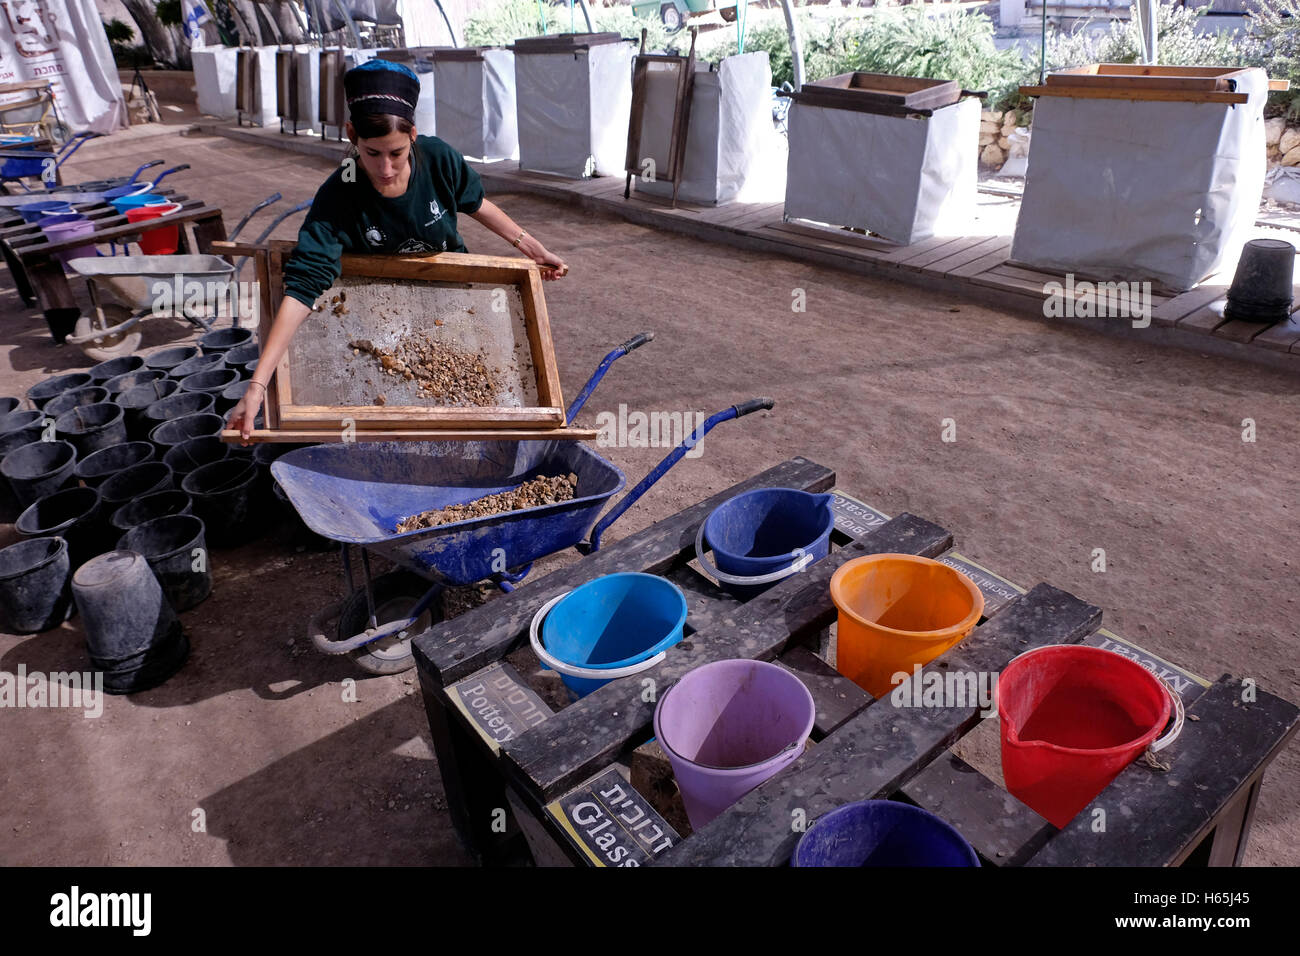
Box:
1, 123, 1297, 867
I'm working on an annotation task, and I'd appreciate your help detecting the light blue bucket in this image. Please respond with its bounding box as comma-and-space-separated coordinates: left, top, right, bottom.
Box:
530, 572, 688, 698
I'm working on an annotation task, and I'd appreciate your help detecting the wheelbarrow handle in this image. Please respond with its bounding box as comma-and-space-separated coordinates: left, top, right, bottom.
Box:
229, 192, 284, 241
586, 396, 777, 552
565, 330, 655, 425
126, 159, 164, 183
149, 164, 191, 187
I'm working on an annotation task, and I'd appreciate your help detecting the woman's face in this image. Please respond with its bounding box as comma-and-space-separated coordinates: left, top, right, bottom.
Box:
354, 129, 416, 190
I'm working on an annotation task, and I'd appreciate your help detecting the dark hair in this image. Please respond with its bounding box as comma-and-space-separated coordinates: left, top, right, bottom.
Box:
350, 112, 415, 141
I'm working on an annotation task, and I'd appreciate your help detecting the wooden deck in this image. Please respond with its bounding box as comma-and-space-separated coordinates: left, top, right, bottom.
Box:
199, 124, 1300, 372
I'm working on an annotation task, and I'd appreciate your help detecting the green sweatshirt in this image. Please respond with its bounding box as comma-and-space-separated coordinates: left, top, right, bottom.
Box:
282, 135, 485, 307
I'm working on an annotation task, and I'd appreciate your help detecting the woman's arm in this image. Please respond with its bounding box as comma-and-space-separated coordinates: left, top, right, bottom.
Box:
226, 295, 313, 441
469, 199, 569, 280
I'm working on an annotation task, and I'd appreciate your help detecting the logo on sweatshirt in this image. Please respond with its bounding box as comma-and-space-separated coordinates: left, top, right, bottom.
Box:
364, 225, 387, 247
425, 200, 443, 226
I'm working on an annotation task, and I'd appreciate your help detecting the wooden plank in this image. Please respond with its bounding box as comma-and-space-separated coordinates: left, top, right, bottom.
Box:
500, 514, 953, 803
278, 405, 564, 428
721, 202, 787, 233
946, 240, 1012, 279
1213, 318, 1271, 345
767, 219, 897, 254
219, 426, 598, 443
896, 235, 985, 270
901, 753, 1051, 866
927, 235, 1008, 275
1176, 303, 1229, 335
877, 233, 961, 263
411, 457, 837, 686
1027, 677, 1300, 867
1251, 314, 1300, 353
1020, 85, 1248, 105
658, 583, 1101, 866
756, 223, 884, 264
774, 644, 873, 738
1150, 282, 1228, 328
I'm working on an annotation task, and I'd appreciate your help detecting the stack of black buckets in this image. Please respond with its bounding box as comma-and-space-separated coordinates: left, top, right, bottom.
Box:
0, 328, 316, 694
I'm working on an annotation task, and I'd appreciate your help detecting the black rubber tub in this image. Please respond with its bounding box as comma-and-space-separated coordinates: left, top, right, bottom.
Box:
73, 441, 156, 487
98, 461, 174, 511
27, 373, 93, 410
44, 386, 111, 420
88, 354, 145, 385
103, 368, 165, 396
1, 439, 77, 510
143, 346, 198, 374
197, 327, 253, 356
181, 457, 260, 547
15, 485, 106, 569
118, 379, 180, 441
110, 489, 192, 534
0, 536, 73, 633
118, 513, 211, 612
55, 402, 127, 458
150, 413, 224, 450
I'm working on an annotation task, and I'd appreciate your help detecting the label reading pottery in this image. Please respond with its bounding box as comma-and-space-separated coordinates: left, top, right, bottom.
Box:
829, 490, 890, 541
447, 661, 552, 753
1085, 628, 1210, 705
937, 552, 1026, 619
546, 767, 679, 867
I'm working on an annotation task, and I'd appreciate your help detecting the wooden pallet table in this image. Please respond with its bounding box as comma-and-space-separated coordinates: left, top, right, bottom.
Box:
0, 192, 227, 340
412, 458, 1299, 867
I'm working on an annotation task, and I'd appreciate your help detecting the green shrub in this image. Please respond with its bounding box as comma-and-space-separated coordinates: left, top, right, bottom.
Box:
464, 0, 676, 51
1240, 0, 1300, 118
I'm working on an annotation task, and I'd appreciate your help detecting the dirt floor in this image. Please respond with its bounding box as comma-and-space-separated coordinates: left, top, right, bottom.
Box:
1, 121, 1297, 867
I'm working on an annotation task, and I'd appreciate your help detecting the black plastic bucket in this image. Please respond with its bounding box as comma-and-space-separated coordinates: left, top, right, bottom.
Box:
163, 436, 230, 478
182, 457, 259, 546
1, 439, 77, 510
0, 536, 72, 633
88, 354, 145, 385
110, 489, 192, 534
27, 372, 93, 410
118, 514, 211, 612
179, 368, 240, 399
142, 392, 215, 436
0, 409, 45, 456
198, 327, 253, 355
103, 368, 165, 396
0, 396, 20, 417
224, 342, 260, 374
44, 386, 111, 419
218, 380, 249, 417
143, 346, 198, 374
99, 461, 174, 510
118, 379, 180, 441
15, 485, 105, 568
72, 550, 188, 695
55, 402, 127, 458
169, 352, 225, 380
150, 413, 224, 450
74, 441, 156, 487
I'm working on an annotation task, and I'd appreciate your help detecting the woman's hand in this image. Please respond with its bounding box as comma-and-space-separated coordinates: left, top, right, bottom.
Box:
519, 235, 568, 280
227, 381, 266, 444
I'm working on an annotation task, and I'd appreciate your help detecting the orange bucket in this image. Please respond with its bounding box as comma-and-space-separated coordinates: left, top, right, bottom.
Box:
830, 554, 984, 697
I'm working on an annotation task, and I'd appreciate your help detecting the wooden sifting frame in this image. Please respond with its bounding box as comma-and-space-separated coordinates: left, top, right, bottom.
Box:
624, 28, 699, 209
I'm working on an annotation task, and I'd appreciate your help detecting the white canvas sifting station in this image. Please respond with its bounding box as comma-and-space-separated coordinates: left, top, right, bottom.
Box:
783, 92, 979, 245
512, 33, 635, 178
432, 47, 518, 162
193, 47, 238, 119
635, 52, 776, 206
1012, 65, 1275, 292
235, 46, 282, 127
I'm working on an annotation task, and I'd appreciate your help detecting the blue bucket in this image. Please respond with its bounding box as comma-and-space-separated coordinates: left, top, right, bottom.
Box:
110, 193, 167, 215
697, 488, 834, 599
18, 200, 74, 223
532, 572, 687, 698
792, 800, 980, 867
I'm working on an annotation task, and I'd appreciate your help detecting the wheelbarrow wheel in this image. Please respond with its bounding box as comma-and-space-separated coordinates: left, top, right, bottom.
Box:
337, 570, 441, 675
71, 308, 142, 362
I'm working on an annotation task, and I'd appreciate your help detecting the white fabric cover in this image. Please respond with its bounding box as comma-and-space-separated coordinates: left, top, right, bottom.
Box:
516, 41, 633, 178
637, 52, 774, 205
193, 47, 238, 119
0, 0, 126, 132
433, 50, 518, 161
1010, 69, 1270, 291
784, 96, 979, 245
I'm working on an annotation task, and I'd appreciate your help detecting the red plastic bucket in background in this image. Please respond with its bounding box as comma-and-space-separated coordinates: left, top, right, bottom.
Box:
126, 202, 182, 254
40, 219, 98, 263
998, 645, 1182, 828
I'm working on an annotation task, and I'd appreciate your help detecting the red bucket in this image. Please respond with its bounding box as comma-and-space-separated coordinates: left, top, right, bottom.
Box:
126, 202, 182, 255
998, 645, 1181, 828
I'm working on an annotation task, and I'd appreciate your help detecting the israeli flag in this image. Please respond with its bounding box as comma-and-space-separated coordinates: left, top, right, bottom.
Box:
184, 0, 212, 42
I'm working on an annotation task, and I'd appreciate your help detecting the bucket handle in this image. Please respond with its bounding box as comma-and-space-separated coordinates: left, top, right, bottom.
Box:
529, 592, 668, 681
692, 521, 813, 588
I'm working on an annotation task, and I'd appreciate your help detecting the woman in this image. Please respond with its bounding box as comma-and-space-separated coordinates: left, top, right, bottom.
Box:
227, 59, 568, 439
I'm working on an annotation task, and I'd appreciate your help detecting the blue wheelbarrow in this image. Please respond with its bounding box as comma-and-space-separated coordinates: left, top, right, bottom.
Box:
272, 332, 773, 674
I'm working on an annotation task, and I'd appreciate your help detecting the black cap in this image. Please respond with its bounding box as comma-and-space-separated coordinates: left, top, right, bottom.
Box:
343, 59, 419, 124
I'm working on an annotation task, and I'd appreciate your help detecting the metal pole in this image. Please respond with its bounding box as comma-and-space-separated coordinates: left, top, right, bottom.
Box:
432, 0, 459, 47
779, 0, 804, 91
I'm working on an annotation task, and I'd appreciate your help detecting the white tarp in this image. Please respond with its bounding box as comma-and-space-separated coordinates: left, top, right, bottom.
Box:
516, 41, 633, 178
637, 52, 774, 205
193, 46, 238, 119
784, 96, 979, 245
433, 50, 517, 162
1010, 69, 1270, 291
292, 47, 321, 132
0, 0, 126, 133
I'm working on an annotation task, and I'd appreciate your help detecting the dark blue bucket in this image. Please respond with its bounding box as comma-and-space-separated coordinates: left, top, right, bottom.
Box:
532, 572, 687, 698
792, 801, 980, 867
697, 488, 834, 599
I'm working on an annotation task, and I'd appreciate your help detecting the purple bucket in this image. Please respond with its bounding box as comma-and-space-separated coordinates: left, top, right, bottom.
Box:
41, 219, 97, 263
653, 658, 815, 830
